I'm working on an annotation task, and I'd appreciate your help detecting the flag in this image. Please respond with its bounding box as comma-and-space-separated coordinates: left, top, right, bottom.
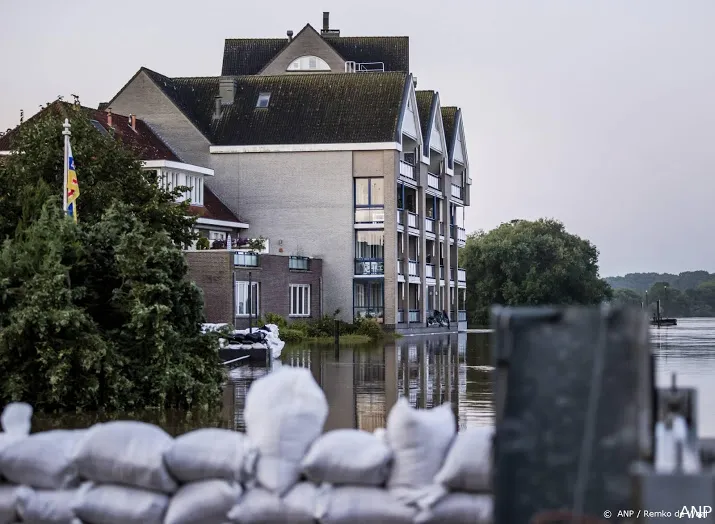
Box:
66, 141, 80, 221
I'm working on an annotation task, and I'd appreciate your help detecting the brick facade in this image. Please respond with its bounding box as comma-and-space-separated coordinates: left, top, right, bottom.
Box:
185, 250, 323, 328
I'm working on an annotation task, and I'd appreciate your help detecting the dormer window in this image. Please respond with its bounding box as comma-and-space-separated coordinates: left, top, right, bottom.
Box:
287, 55, 331, 72
256, 92, 271, 108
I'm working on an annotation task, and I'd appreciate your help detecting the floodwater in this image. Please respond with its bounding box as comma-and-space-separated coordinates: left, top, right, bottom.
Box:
30, 318, 715, 436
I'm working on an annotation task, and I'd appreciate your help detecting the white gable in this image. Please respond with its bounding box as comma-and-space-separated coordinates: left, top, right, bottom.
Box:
429, 105, 445, 154
453, 113, 467, 165
401, 91, 418, 140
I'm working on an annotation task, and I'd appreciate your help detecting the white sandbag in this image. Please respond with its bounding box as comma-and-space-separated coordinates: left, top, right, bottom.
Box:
164, 479, 242, 524
301, 429, 392, 486
318, 485, 416, 524
164, 428, 246, 483
72, 421, 177, 493
225, 483, 317, 524
414, 492, 493, 524
385, 398, 456, 489
0, 403, 32, 436
243, 367, 328, 495
0, 430, 83, 489
434, 426, 493, 492
0, 485, 18, 524
15, 485, 80, 524
72, 483, 168, 524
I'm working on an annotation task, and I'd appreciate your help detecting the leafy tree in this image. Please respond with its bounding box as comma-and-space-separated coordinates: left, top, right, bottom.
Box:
612, 288, 643, 306
0, 102, 223, 412
460, 219, 612, 325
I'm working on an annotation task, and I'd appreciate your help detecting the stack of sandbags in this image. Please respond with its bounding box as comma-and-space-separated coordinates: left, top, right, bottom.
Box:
225, 367, 327, 523
415, 426, 494, 524
0, 404, 32, 524
301, 429, 417, 524
70, 421, 177, 524
162, 428, 245, 524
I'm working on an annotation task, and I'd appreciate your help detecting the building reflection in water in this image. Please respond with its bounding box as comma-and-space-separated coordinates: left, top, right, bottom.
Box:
222, 332, 493, 432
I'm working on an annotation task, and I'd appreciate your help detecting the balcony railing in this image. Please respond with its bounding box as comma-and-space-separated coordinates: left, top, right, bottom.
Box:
354, 307, 384, 323
234, 252, 259, 267
458, 310, 467, 322
408, 309, 420, 323
407, 212, 418, 229
425, 218, 435, 234
457, 227, 466, 243
457, 268, 466, 282
355, 259, 384, 275
439, 265, 445, 280
397, 210, 403, 226
397, 309, 405, 323
289, 256, 310, 271
451, 184, 463, 200
400, 161, 415, 180
408, 260, 419, 277
427, 172, 441, 190
355, 207, 385, 224
425, 264, 436, 279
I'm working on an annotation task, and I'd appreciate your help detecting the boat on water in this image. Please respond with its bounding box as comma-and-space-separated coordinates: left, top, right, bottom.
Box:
650, 299, 677, 327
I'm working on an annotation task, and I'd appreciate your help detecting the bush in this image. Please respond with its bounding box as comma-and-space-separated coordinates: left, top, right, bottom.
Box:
290, 320, 310, 334
195, 237, 210, 250
264, 312, 288, 330
281, 329, 306, 343
354, 317, 384, 341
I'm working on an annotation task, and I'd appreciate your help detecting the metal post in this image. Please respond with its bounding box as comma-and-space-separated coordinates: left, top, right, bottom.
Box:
334, 319, 340, 353
248, 271, 252, 333
62, 119, 71, 213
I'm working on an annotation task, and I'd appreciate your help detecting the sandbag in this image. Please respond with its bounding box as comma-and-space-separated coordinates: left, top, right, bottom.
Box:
414, 492, 493, 524
301, 429, 392, 486
164, 479, 242, 524
318, 485, 416, 524
72, 421, 177, 493
15, 485, 80, 524
164, 428, 246, 483
243, 367, 328, 495
72, 483, 168, 524
385, 398, 456, 489
0, 404, 32, 437
0, 430, 83, 489
434, 426, 493, 492
225, 483, 317, 524
0, 485, 18, 524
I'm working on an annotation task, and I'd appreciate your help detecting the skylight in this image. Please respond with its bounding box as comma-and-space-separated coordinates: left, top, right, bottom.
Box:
90, 119, 108, 136
256, 92, 271, 108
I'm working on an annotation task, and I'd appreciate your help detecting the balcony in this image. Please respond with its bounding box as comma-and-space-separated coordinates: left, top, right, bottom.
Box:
397, 210, 403, 226
425, 218, 435, 234
289, 256, 310, 271
355, 259, 384, 276
397, 309, 405, 324
427, 172, 441, 191
439, 265, 445, 280
399, 161, 415, 181
458, 310, 467, 322
408, 260, 419, 277
354, 307, 384, 323
407, 212, 418, 229
457, 227, 467, 244
355, 207, 385, 224
425, 264, 436, 280
408, 309, 420, 323
458, 268, 466, 282
439, 222, 445, 237
397, 259, 404, 276
234, 252, 259, 267
451, 184, 463, 200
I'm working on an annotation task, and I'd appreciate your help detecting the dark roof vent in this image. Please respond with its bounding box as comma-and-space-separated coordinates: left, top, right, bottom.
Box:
287, 30, 294, 41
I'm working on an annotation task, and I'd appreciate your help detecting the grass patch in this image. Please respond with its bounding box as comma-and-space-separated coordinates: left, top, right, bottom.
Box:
307, 334, 373, 344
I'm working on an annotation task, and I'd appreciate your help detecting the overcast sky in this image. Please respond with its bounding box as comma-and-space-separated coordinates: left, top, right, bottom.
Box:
1, 0, 713, 277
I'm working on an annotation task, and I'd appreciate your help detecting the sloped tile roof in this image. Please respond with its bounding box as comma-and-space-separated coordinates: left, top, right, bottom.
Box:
187, 189, 246, 225
415, 90, 435, 141
0, 101, 179, 162
142, 68, 408, 145
441, 106, 458, 157
221, 33, 409, 75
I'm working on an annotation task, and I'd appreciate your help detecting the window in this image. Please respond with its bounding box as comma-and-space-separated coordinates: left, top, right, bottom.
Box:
256, 93, 271, 108
355, 230, 384, 259
354, 178, 385, 224
209, 231, 226, 241
287, 55, 331, 71
235, 281, 259, 317
290, 284, 310, 317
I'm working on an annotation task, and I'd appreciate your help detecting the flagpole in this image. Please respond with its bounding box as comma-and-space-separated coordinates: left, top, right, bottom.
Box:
62, 119, 71, 213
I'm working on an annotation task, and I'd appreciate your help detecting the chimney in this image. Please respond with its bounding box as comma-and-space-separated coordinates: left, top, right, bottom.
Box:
287, 30, 294, 41
219, 77, 237, 105
129, 114, 136, 132
106, 107, 112, 127
323, 12, 329, 32
413, 76, 418, 88
213, 96, 222, 119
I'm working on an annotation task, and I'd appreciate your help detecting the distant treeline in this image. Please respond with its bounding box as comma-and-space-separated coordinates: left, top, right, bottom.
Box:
606, 271, 715, 317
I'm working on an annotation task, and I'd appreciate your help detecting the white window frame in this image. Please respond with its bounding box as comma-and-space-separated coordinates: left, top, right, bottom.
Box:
256, 92, 271, 108
289, 284, 311, 317
235, 281, 260, 317
287, 55, 331, 71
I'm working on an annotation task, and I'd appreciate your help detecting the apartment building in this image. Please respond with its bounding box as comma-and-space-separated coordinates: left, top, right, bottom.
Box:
103, 12, 471, 332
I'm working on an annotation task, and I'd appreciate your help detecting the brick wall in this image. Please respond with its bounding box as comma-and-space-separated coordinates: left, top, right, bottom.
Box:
234, 254, 323, 329
184, 250, 233, 324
